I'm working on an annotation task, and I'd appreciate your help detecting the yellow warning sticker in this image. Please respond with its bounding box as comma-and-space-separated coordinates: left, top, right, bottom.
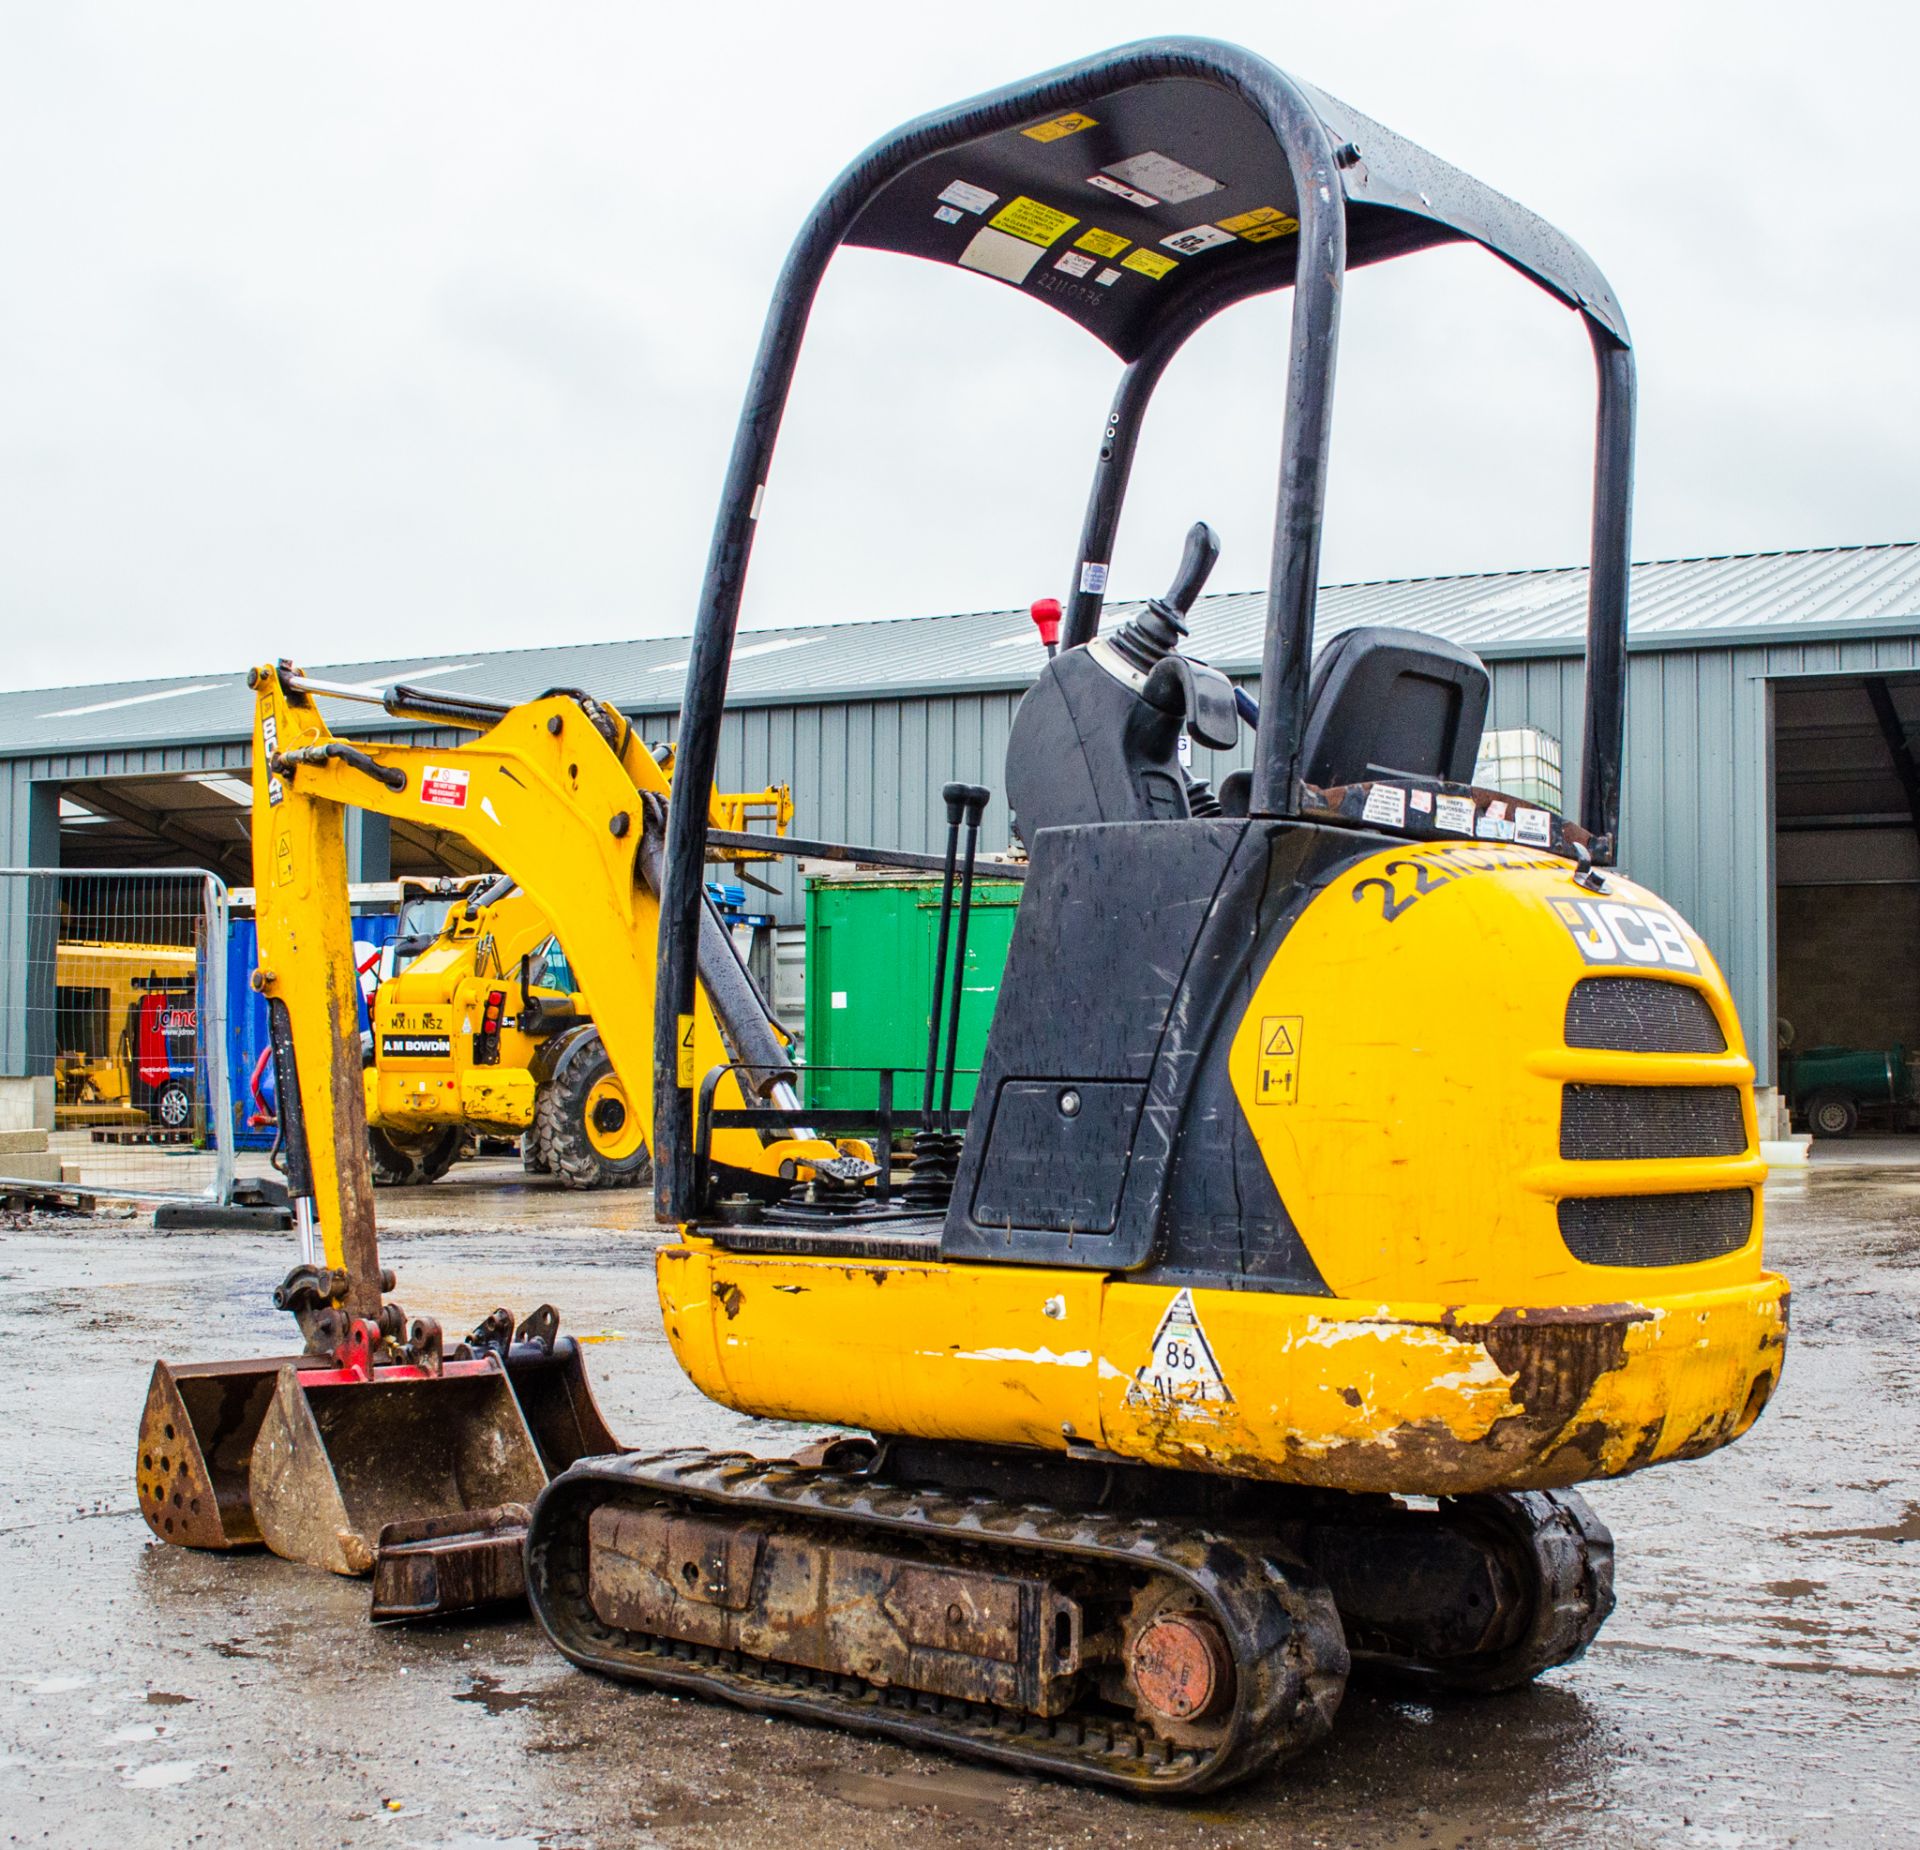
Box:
1121, 247, 1178, 279
1021, 111, 1097, 143
989, 195, 1080, 248
1074, 225, 1129, 258
273, 829, 295, 890
675, 1013, 696, 1087
1217, 206, 1300, 243
1255, 1015, 1302, 1105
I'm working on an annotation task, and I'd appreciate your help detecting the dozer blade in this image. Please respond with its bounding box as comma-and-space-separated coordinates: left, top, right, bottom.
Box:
370, 1503, 533, 1621
136, 1354, 335, 1550
364, 1320, 626, 1621
250, 1351, 548, 1579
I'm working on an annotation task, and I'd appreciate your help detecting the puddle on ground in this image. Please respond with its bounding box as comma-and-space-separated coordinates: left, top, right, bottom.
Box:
1802, 1502, 1920, 1544
121, 1759, 199, 1788
453, 1673, 543, 1716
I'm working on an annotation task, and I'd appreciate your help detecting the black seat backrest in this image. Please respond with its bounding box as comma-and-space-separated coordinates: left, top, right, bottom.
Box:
1298, 626, 1490, 788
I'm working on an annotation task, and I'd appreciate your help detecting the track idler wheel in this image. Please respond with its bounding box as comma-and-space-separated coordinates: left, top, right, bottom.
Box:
1309, 1488, 1615, 1694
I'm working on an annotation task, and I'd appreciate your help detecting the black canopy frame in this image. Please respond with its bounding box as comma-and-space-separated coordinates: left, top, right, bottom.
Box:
654, 35, 1636, 1217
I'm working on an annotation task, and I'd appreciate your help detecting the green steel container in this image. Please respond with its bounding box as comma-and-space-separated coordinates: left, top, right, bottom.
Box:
802, 875, 1022, 1114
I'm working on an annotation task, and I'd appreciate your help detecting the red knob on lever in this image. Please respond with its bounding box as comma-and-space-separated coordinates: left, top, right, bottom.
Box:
1029, 597, 1062, 658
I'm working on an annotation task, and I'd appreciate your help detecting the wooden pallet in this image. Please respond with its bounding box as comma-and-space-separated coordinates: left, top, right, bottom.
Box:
89, 1127, 194, 1147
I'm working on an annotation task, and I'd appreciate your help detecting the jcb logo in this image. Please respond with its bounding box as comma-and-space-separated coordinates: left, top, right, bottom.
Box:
1549, 897, 1699, 971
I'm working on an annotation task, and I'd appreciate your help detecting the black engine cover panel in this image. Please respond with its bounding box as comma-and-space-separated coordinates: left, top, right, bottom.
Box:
942, 818, 1375, 1289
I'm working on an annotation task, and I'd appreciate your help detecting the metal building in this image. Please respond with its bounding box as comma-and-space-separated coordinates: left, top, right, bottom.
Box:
7, 541, 1920, 1121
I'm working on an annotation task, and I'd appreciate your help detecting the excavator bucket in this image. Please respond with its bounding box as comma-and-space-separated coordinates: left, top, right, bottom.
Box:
490, 1310, 622, 1471
136, 1353, 331, 1550
248, 1322, 549, 1579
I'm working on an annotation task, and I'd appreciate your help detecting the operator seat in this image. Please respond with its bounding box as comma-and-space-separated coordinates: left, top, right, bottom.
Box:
1217, 627, 1490, 815
1299, 625, 1489, 788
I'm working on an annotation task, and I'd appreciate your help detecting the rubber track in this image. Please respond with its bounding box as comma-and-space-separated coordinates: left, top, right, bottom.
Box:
527, 1449, 1349, 1795
1351, 1489, 1616, 1693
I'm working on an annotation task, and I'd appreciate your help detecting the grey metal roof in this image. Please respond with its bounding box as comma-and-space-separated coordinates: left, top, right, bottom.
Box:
6, 543, 1919, 760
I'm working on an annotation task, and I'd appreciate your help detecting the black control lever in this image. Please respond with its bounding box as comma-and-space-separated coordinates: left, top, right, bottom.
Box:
938, 786, 991, 1132
1160, 520, 1221, 618
1143, 655, 1240, 750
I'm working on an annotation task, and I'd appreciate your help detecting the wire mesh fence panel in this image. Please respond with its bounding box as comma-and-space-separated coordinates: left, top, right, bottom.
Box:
0, 867, 233, 1203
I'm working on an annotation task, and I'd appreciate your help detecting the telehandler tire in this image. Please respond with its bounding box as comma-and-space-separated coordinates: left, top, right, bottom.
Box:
536, 1037, 651, 1190
367, 1124, 462, 1187
522, 1127, 551, 1175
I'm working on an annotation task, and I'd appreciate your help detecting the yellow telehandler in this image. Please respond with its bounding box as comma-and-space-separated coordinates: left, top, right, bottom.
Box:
349, 783, 793, 1189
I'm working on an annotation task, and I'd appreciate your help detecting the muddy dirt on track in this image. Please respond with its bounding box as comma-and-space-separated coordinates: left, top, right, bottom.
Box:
1, 1158, 1915, 1849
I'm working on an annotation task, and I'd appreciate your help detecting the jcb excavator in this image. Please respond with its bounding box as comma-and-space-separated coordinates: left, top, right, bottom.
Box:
140, 37, 1788, 1796
512, 37, 1788, 1795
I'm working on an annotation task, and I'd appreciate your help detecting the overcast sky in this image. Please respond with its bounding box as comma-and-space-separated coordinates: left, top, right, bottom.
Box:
3, 1, 1916, 693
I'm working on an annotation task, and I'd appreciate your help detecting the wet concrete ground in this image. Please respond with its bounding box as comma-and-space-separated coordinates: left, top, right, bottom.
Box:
1, 1160, 1914, 1849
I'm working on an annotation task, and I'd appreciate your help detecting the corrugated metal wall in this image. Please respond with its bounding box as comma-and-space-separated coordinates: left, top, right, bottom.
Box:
14, 633, 1920, 1090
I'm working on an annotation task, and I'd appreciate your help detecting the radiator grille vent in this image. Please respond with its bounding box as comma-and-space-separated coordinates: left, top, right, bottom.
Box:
1560, 1085, 1747, 1161
1557, 1189, 1754, 1267
1565, 978, 1725, 1053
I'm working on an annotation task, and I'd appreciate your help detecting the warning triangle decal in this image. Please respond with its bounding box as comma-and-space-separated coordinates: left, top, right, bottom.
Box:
1263, 1020, 1294, 1055
1125, 1288, 1234, 1408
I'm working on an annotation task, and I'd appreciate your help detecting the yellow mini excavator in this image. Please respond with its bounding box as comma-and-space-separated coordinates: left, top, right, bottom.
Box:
509, 37, 1789, 1796
139, 36, 1788, 1796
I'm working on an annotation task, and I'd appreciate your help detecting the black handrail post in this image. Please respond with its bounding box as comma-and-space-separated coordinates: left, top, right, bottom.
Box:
1579, 330, 1636, 861
1248, 109, 1347, 816
876, 1068, 895, 1206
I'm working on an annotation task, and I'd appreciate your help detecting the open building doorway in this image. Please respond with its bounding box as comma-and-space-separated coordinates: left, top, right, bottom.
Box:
1773, 674, 1920, 1139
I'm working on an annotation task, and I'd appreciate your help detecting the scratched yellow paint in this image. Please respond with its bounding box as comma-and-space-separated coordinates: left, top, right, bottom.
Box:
660, 1243, 1790, 1497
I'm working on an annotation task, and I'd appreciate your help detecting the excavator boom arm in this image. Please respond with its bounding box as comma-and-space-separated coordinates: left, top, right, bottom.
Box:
250, 664, 768, 1283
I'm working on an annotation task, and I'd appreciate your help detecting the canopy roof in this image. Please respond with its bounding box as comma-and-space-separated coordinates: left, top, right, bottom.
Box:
847, 48, 1627, 361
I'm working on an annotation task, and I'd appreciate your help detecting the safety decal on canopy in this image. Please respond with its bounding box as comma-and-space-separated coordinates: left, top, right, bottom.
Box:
1087, 172, 1159, 209
1022, 111, 1098, 142
1101, 151, 1223, 204
420, 765, 470, 809
989, 195, 1080, 247
959, 227, 1046, 284
1121, 248, 1177, 279
1074, 226, 1129, 257
938, 179, 998, 215
1054, 249, 1096, 278
1126, 1289, 1233, 1407
1160, 223, 1235, 256
1218, 206, 1299, 243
